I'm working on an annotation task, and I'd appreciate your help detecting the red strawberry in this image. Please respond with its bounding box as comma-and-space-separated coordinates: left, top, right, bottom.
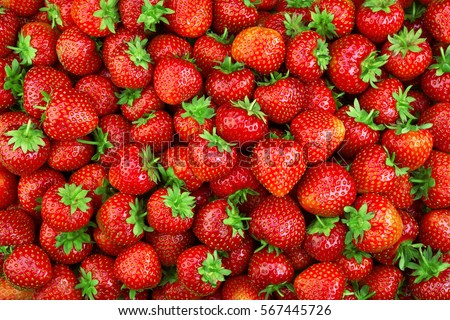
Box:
165, 0, 212, 38
47, 137, 95, 172
0, 277, 34, 300
3, 244, 52, 289
0, 111, 36, 135
359, 265, 403, 300
420, 47, 450, 103
71, 0, 119, 37
2, 0, 44, 17
303, 78, 337, 114
212, 0, 258, 35
251, 138, 306, 197
210, 162, 260, 199
120, 0, 172, 33
117, 85, 164, 122
96, 115, 132, 165
161, 278, 200, 300
336, 243, 373, 281
0, 58, 24, 110
423, 0, 450, 43
254, 72, 305, 124
147, 33, 192, 65
56, 27, 102, 76
294, 262, 346, 300
39, 0, 76, 32
177, 245, 231, 296
418, 209, 450, 253
221, 234, 255, 276
0, 8, 20, 58
0, 164, 18, 209
284, 245, 316, 271
231, 26, 286, 75
101, 27, 144, 69
276, 0, 313, 22
418, 102, 450, 153
249, 195, 305, 252
0, 209, 35, 246
131, 110, 174, 153
93, 227, 125, 257
379, 174, 414, 209
146, 230, 196, 267
114, 241, 162, 297
153, 55, 202, 105
34, 264, 82, 300
309, 0, 355, 38
75, 74, 119, 116
221, 275, 264, 300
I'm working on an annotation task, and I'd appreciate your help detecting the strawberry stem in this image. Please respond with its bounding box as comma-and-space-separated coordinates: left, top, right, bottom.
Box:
3, 59, 25, 100
259, 282, 294, 300
55, 223, 95, 255
116, 88, 143, 106
40, 0, 63, 29
125, 198, 153, 236
342, 203, 375, 244
410, 167, 435, 200
346, 99, 385, 131
407, 246, 450, 284
5, 120, 46, 153
360, 51, 388, 88
206, 28, 234, 45
227, 188, 259, 206
162, 185, 196, 219
384, 147, 409, 176
94, 177, 116, 203
75, 268, 99, 300
77, 127, 114, 161
284, 13, 308, 38
342, 241, 372, 264
126, 36, 152, 70
362, 0, 396, 13
140, 146, 160, 183
92, 0, 120, 34
197, 250, 231, 287
181, 96, 215, 125
393, 85, 416, 124
388, 27, 426, 58
308, 7, 337, 39
213, 56, 244, 74
286, 0, 314, 7
231, 97, 267, 123
314, 38, 330, 71
8, 33, 37, 66
223, 203, 251, 238
132, 112, 156, 127
307, 216, 340, 237
57, 184, 92, 214
137, 0, 174, 32
430, 46, 450, 76
199, 128, 235, 153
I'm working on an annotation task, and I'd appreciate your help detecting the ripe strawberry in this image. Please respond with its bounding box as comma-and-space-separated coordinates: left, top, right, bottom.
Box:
291, 109, 345, 164
221, 234, 255, 276
0, 164, 18, 209
93, 227, 125, 257
276, 0, 313, 22
328, 34, 387, 94
249, 195, 305, 251
34, 264, 82, 300
251, 138, 306, 197
359, 265, 403, 300
382, 27, 432, 81
177, 245, 231, 296
294, 262, 346, 300
71, 0, 119, 37
379, 174, 414, 209
0, 58, 24, 110
95, 115, 132, 165
0, 111, 37, 135
421, 47, 450, 103
0, 209, 35, 246
39, 221, 94, 264
284, 244, 315, 271
210, 162, 260, 199
231, 26, 286, 75
114, 241, 162, 297
117, 85, 164, 122
39, 0, 76, 32
47, 137, 95, 172
303, 78, 337, 114
153, 55, 202, 105
336, 243, 373, 280
76, 254, 121, 300
119, 0, 173, 34
423, 0, 450, 43
75, 74, 119, 116
0, 8, 20, 58
146, 230, 196, 267
96, 193, 152, 246
3, 244, 52, 289
212, 0, 258, 35
419, 209, 450, 253
131, 110, 174, 153
343, 193, 403, 253
165, 0, 212, 38
309, 0, 355, 38
147, 33, 192, 65
410, 150, 450, 209
254, 72, 305, 124
1, 0, 44, 17
418, 102, 450, 153
56, 27, 103, 76
0, 277, 34, 300
205, 57, 255, 106
0, 121, 51, 176
221, 275, 264, 300
161, 278, 200, 300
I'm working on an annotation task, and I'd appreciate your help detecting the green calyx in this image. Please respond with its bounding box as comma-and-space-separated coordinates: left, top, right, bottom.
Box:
94, 178, 116, 203
388, 27, 426, 58
362, 0, 396, 13
384, 147, 409, 176
259, 282, 294, 300
223, 203, 251, 238
394, 240, 423, 271
181, 96, 215, 125
342, 241, 372, 264
342, 203, 375, 244
0, 246, 13, 258
231, 96, 267, 123
256, 71, 289, 86
92, 0, 120, 34
199, 128, 235, 153
326, 80, 344, 109
393, 85, 416, 123
314, 38, 331, 71
360, 51, 388, 87
308, 7, 337, 40
243, 0, 259, 8
410, 167, 435, 200
404, 1, 426, 22
206, 28, 234, 45
268, 129, 295, 141
344, 282, 375, 300
307, 216, 340, 237
430, 46, 450, 76
407, 246, 450, 284
132, 112, 156, 127
214, 56, 244, 74
346, 99, 385, 131
40, 0, 63, 29
386, 119, 432, 135
8, 33, 37, 66
137, 0, 174, 33
55, 223, 95, 255
115, 88, 143, 106
126, 198, 153, 236
140, 146, 161, 183
283, 13, 308, 38
227, 188, 259, 206
77, 127, 114, 161
58, 184, 92, 214
162, 185, 196, 219
3, 59, 25, 100
121, 284, 144, 300
198, 250, 231, 287
254, 240, 282, 256
126, 36, 152, 69
286, 0, 314, 8
5, 120, 46, 153
75, 268, 99, 300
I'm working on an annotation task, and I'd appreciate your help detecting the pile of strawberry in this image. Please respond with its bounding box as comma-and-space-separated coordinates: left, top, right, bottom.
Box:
1, 0, 450, 301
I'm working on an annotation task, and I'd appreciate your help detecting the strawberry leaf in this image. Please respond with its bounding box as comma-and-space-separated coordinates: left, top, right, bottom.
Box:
197, 250, 231, 287
181, 96, 215, 125
40, 0, 63, 29
410, 167, 435, 200
125, 36, 152, 70
346, 99, 385, 131
137, 0, 174, 32
55, 223, 95, 255
5, 120, 46, 153
126, 198, 153, 236
306, 216, 340, 237
223, 203, 251, 238
407, 246, 450, 284
57, 184, 92, 214
92, 0, 120, 34
162, 186, 196, 219
231, 96, 267, 123
342, 203, 375, 244
308, 7, 337, 39
8, 33, 37, 66
199, 128, 235, 153
75, 268, 99, 300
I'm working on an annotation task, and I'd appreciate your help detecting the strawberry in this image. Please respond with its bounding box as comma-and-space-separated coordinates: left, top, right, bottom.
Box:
284, 245, 316, 271
161, 278, 200, 300
303, 78, 337, 114
379, 174, 414, 209
153, 55, 202, 105
0, 58, 24, 110
131, 110, 174, 153
276, 0, 313, 22
147, 33, 192, 65
293, 262, 346, 300
56, 27, 103, 76
205, 56, 255, 106
231, 26, 286, 75
328, 34, 387, 94
221, 275, 264, 300
251, 138, 306, 197
117, 85, 164, 122
39, 0, 76, 32
423, 0, 450, 43
0, 121, 51, 176
309, 0, 355, 38
221, 234, 255, 276
92, 227, 125, 257
418, 209, 450, 253
165, 0, 212, 38
146, 230, 195, 267
290, 109, 345, 164
33, 264, 82, 300
96, 193, 152, 246
212, 0, 258, 35
249, 195, 305, 252
0, 209, 35, 246
75, 74, 119, 116
0, 7, 20, 58
1, 0, 44, 17
188, 129, 238, 182
71, 0, 119, 37
0, 164, 18, 209
359, 265, 403, 300
76, 254, 121, 300
101, 27, 144, 69
114, 241, 162, 298
254, 72, 305, 124
0, 277, 34, 300
47, 137, 95, 172
210, 163, 260, 199
96, 115, 132, 165
418, 102, 450, 153
343, 193, 403, 253
0, 111, 36, 135
3, 244, 52, 289
421, 47, 450, 103
336, 243, 373, 281
382, 27, 432, 81
108, 145, 159, 195
177, 245, 231, 296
